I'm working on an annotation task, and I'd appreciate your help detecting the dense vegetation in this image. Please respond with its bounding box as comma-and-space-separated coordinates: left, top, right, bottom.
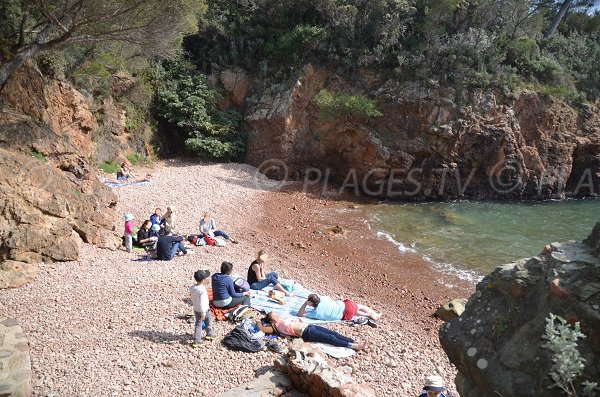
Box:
186, 0, 600, 101
2, 0, 599, 163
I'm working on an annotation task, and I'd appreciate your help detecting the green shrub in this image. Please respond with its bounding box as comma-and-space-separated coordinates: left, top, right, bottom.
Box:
265, 25, 324, 60
126, 153, 149, 166
153, 58, 246, 161
97, 161, 119, 174
314, 89, 383, 121
542, 313, 599, 397
29, 148, 46, 163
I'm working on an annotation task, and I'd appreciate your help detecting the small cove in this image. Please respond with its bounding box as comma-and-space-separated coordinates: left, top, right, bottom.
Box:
366, 199, 600, 279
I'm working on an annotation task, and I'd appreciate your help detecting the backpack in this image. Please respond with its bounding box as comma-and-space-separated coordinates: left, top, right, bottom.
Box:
226, 304, 260, 322
233, 277, 250, 293
222, 325, 264, 353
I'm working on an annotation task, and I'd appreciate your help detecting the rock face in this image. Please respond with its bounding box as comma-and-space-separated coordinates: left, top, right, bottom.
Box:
439, 223, 600, 397
239, 64, 600, 200
0, 62, 121, 288
275, 339, 376, 397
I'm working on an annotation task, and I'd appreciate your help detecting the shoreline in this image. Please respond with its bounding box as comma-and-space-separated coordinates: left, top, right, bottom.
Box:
0, 161, 476, 396
257, 182, 476, 394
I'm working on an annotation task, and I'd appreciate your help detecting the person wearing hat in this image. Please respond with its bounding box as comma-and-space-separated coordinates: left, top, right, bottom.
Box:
123, 213, 135, 253
247, 250, 291, 296
419, 375, 447, 397
190, 270, 215, 347
149, 223, 161, 238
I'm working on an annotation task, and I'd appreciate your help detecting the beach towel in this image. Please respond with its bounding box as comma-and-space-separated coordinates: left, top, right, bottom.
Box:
103, 180, 151, 188
248, 282, 341, 325
207, 287, 235, 321
310, 343, 356, 359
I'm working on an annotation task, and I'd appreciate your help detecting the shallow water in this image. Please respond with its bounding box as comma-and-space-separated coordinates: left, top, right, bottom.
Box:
367, 199, 600, 277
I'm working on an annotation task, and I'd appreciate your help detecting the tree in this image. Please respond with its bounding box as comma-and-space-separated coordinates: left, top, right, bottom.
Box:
544, 0, 596, 37
0, 0, 205, 89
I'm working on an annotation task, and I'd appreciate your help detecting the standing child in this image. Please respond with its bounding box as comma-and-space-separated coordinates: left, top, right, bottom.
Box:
123, 213, 134, 252
190, 270, 215, 347
418, 375, 448, 397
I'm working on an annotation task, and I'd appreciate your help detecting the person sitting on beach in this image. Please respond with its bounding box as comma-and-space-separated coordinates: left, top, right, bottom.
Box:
418, 375, 448, 397
297, 294, 382, 325
156, 227, 188, 260
248, 250, 291, 296
117, 162, 135, 181
256, 312, 367, 351
136, 220, 158, 250
163, 206, 175, 231
150, 208, 164, 228
149, 223, 161, 238
212, 261, 251, 309
199, 212, 238, 244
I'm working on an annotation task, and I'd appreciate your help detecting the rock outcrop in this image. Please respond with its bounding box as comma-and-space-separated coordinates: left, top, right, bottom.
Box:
238, 64, 600, 200
275, 339, 376, 397
439, 223, 600, 397
0, 62, 121, 288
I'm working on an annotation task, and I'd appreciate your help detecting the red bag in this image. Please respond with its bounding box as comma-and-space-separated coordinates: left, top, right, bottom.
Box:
203, 233, 216, 246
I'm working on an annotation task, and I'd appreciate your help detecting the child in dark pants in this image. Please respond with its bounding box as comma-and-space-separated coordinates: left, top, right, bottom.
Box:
189, 270, 215, 347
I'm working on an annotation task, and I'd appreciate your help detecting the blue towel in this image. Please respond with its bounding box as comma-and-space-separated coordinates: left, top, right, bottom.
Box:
248, 282, 340, 325
103, 180, 151, 188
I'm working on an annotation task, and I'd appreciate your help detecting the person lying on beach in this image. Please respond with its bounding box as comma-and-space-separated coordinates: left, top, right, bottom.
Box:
297, 294, 382, 325
256, 312, 367, 351
418, 375, 448, 397
136, 220, 158, 250
156, 227, 188, 260
199, 212, 238, 244
212, 261, 251, 309
248, 250, 291, 296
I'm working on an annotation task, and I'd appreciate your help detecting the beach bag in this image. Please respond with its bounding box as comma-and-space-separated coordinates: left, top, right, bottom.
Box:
280, 279, 295, 292
233, 277, 250, 293
215, 237, 226, 247
222, 325, 264, 353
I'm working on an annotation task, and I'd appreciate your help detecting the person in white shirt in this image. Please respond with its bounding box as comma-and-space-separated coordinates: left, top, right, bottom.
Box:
189, 269, 215, 347
199, 212, 238, 244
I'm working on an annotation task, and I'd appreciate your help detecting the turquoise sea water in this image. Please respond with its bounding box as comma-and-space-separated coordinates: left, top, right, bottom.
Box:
367, 199, 600, 279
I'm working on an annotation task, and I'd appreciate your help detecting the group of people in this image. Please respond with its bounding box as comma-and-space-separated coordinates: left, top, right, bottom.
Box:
188, 252, 449, 396
121, 204, 449, 396
122, 207, 235, 260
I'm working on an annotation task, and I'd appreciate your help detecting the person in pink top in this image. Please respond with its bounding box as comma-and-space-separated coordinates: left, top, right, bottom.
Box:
123, 213, 134, 252
256, 312, 367, 350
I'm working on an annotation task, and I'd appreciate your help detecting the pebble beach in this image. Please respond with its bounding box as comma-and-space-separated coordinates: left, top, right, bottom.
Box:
1, 160, 475, 396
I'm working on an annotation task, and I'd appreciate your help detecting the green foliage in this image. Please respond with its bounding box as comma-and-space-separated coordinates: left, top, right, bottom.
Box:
542, 313, 596, 397
126, 153, 149, 166
265, 25, 324, 60
314, 89, 383, 120
29, 149, 46, 163
97, 161, 119, 174
153, 58, 246, 161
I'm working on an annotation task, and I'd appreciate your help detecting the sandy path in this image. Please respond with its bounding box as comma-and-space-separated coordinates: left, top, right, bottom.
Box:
1, 160, 475, 396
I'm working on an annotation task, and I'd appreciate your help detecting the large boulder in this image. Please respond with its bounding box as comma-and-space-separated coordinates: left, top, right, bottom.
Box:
439, 223, 600, 397
0, 112, 119, 288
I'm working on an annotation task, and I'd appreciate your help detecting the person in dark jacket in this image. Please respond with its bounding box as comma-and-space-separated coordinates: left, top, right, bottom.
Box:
212, 261, 251, 309
136, 220, 158, 250
156, 227, 188, 260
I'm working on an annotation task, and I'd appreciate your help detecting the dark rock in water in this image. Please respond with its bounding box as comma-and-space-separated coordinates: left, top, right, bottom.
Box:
439, 223, 600, 397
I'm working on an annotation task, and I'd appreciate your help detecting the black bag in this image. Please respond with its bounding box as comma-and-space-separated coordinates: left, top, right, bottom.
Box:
222, 325, 264, 353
